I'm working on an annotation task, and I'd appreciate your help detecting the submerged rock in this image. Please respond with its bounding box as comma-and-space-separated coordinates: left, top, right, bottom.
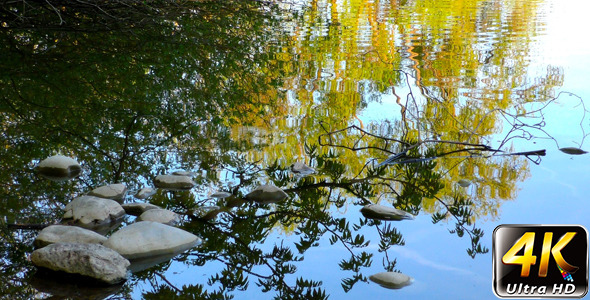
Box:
34, 225, 107, 248
88, 183, 127, 203
128, 252, 180, 273
103, 221, 201, 260
63, 196, 125, 229
35, 155, 82, 181
360, 204, 414, 221
137, 209, 180, 226
154, 174, 196, 190
121, 202, 161, 216
30, 271, 123, 300
30, 243, 130, 285
192, 206, 221, 220
369, 271, 413, 289
245, 185, 288, 204
134, 187, 157, 200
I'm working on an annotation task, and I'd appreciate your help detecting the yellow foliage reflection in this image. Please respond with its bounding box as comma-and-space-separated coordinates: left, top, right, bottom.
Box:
230, 0, 563, 223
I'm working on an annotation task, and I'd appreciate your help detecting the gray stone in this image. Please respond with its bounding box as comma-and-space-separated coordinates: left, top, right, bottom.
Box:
103, 221, 201, 260
360, 204, 414, 221
34, 225, 107, 248
30, 243, 130, 285
121, 202, 161, 216
457, 179, 471, 187
369, 271, 413, 289
154, 174, 196, 190
137, 209, 180, 226
290, 162, 316, 176
171, 170, 195, 176
88, 183, 127, 203
36, 155, 82, 181
245, 185, 288, 204
63, 196, 125, 229
210, 191, 232, 198
135, 187, 157, 200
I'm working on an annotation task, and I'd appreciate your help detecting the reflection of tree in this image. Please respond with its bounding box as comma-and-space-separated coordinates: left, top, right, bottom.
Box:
0, 1, 288, 298
0, 0, 576, 299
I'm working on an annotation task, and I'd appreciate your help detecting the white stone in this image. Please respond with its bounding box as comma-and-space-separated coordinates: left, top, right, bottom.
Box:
34, 225, 107, 248
154, 174, 196, 190
290, 162, 316, 176
121, 202, 161, 216
245, 185, 288, 204
88, 183, 127, 203
36, 155, 82, 181
30, 243, 130, 285
103, 221, 201, 260
135, 187, 157, 200
369, 271, 413, 289
360, 204, 414, 221
63, 196, 125, 228
457, 179, 471, 187
137, 209, 180, 226
171, 170, 195, 176
210, 191, 232, 198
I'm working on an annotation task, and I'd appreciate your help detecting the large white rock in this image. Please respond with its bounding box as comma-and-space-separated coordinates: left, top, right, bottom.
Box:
36, 155, 82, 181
30, 243, 130, 285
63, 196, 125, 229
88, 183, 127, 203
245, 185, 288, 204
137, 209, 180, 226
121, 202, 161, 216
34, 225, 107, 248
135, 187, 157, 200
360, 204, 415, 221
153, 174, 196, 190
103, 221, 201, 260
369, 271, 413, 289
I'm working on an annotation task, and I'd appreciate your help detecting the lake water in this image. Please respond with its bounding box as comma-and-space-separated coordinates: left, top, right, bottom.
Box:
1, 0, 589, 299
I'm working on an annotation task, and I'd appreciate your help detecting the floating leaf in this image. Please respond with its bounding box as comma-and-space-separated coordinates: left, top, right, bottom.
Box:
559, 147, 588, 155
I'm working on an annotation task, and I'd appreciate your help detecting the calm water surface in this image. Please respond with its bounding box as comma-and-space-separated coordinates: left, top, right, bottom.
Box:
1, 0, 589, 299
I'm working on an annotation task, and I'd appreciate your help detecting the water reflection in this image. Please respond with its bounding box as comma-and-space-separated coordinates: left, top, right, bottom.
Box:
0, 0, 577, 298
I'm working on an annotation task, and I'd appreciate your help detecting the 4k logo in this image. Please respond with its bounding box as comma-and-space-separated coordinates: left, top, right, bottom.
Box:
493, 225, 588, 298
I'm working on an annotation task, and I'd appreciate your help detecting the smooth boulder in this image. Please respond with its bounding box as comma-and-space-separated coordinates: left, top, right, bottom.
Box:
245, 185, 288, 204
103, 221, 201, 260
369, 271, 413, 289
360, 204, 414, 221
63, 196, 125, 229
122, 202, 161, 216
153, 174, 196, 190
137, 209, 180, 226
30, 243, 130, 285
34, 225, 107, 248
88, 183, 127, 203
36, 155, 82, 181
